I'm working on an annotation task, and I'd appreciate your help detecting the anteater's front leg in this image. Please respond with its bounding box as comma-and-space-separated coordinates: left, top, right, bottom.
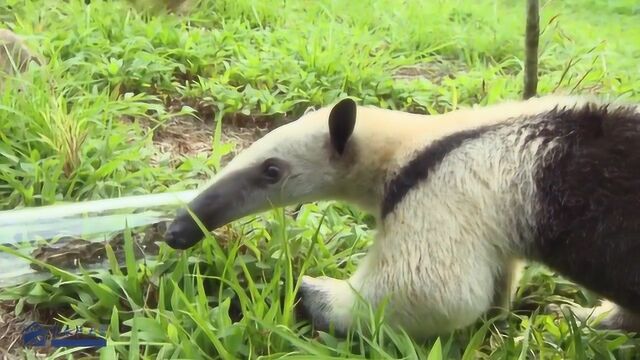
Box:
296, 247, 502, 339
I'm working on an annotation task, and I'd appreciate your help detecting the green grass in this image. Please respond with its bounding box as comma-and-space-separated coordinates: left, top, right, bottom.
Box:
1, 0, 640, 358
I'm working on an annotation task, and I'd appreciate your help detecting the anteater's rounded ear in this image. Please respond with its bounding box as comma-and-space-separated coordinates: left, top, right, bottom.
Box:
328, 98, 357, 155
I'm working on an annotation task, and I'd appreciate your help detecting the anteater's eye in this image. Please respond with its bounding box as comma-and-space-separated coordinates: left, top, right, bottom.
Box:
262, 162, 281, 183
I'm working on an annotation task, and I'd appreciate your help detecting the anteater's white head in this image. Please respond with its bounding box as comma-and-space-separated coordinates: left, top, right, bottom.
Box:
165, 98, 391, 249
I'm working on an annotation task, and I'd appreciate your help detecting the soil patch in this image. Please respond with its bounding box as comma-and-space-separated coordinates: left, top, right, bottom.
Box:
147, 97, 288, 168
150, 116, 271, 167
393, 58, 467, 84
0, 302, 28, 359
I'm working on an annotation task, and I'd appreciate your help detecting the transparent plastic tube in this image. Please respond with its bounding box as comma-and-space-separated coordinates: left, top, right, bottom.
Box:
0, 190, 197, 287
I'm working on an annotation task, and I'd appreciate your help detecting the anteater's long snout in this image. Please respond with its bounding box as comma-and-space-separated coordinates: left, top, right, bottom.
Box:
164, 167, 259, 250
164, 189, 224, 250
164, 179, 233, 250
164, 208, 206, 250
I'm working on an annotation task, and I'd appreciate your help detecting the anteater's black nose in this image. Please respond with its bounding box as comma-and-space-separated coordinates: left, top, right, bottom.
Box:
164, 219, 205, 250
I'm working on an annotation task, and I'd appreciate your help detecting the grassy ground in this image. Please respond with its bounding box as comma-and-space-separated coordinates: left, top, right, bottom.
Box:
1, 0, 640, 358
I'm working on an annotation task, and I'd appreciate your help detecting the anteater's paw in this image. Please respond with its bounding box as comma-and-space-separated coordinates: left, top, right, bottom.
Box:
295, 275, 351, 336
544, 303, 565, 319
545, 302, 588, 323
545, 301, 623, 330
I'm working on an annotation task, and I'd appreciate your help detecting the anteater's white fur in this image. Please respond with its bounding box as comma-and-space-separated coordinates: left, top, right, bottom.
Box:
199, 95, 632, 338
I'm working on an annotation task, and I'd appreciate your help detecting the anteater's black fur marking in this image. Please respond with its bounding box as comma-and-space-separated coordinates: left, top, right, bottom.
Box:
531, 104, 640, 313
381, 125, 499, 218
